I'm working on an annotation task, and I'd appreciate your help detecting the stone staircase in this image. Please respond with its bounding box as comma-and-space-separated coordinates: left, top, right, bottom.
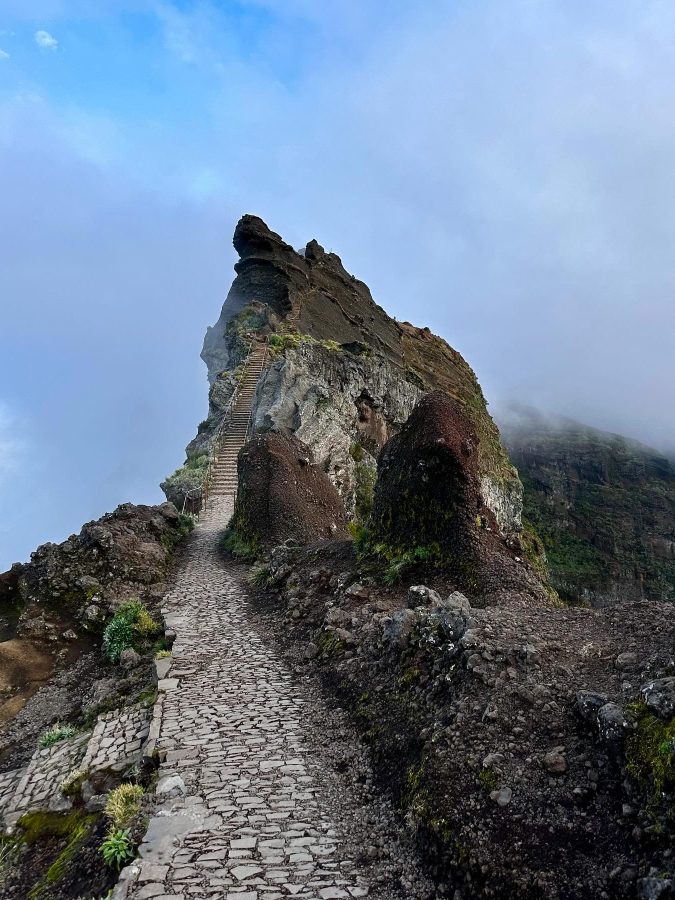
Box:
205, 342, 268, 500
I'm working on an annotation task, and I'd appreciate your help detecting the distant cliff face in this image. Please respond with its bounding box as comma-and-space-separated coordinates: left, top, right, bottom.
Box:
192, 215, 522, 533
502, 409, 675, 605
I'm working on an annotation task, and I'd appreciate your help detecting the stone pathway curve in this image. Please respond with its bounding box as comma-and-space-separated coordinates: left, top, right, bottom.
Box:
115, 494, 369, 900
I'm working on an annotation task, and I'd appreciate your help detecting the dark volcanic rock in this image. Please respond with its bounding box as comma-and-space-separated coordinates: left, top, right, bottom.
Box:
372, 391, 484, 563
0, 502, 191, 656
372, 392, 548, 601
231, 432, 349, 549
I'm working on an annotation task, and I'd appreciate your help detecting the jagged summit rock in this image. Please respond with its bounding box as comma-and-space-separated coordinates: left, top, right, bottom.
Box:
188, 215, 522, 534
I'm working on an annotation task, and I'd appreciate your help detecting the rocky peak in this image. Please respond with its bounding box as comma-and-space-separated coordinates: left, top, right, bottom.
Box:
190, 215, 522, 535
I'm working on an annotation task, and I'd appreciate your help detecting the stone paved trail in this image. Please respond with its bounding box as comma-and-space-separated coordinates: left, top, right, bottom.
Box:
116, 494, 371, 900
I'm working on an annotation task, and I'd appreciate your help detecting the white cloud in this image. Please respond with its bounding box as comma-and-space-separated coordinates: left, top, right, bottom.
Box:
34, 29, 58, 50
0, 50, 9, 60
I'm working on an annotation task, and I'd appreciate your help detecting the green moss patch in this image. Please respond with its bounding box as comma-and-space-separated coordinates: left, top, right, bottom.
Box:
222, 526, 259, 562
13, 811, 97, 899
626, 706, 675, 809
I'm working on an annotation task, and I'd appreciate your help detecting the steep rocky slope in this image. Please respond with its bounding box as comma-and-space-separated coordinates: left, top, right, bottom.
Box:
245, 391, 675, 898
0, 503, 192, 898
168, 215, 522, 534
0, 502, 190, 764
502, 408, 675, 605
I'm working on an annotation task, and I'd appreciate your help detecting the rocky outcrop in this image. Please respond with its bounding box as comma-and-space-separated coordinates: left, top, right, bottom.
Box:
0, 503, 191, 770
229, 433, 348, 549
255, 535, 675, 899
251, 341, 420, 516
371, 391, 484, 562
180, 215, 522, 534
502, 408, 675, 605
2, 502, 191, 641
367, 392, 549, 602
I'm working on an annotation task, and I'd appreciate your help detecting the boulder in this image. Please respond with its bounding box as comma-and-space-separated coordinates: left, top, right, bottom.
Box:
407, 585, 443, 609
597, 703, 628, 744
119, 648, 141, 669
370, 392, 549, 600
232, 433, 348, 549
641, 677, 675, 720
575, 690, 609, 723
372, 392, 484, 569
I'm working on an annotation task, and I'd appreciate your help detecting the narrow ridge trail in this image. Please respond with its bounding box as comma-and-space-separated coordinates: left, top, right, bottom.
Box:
115, 494, 400, 900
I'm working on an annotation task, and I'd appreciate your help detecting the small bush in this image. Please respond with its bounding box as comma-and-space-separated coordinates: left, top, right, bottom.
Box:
155, 649, 171, 659
347, 526, 440, 585
347, 520, 372, 554
222, 526, 258, 562
104, 784, 144, 829
102, 600, 160, 664
161, 455, 210, 505
60, 769, 86, 797
100, 828, 134, 869
38, 723, 76, 749
247, 565, 272, 588
319, 339, 342, 352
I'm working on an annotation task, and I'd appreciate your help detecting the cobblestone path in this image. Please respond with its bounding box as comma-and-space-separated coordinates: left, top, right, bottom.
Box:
116, 494, 369, 900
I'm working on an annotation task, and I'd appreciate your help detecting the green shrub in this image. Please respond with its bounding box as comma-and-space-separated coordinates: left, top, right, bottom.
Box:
100, 828, 134, 869
60, 769, 86, 798
268, 332, 306, 353
102, 600, 160, 663
626, 706, 675, 806
162, 455, 210, 504
104, 784, 144, 829
38, 724, 76, 749
222, 526, 258, 562
247, 565, 272, 587
319, 339, 342, 352
347, 520, 372, 554
347, 525, 440, 585
354, 461, 376, 522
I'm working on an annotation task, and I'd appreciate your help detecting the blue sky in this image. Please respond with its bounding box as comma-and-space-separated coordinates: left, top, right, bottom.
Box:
2, 0, 675, 569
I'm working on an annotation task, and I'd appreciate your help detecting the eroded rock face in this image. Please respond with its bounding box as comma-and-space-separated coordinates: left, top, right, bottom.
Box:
372, 391, 484, 563
188, 214, 522, 534
231, 432, 349, 548
252, 342, 420, 515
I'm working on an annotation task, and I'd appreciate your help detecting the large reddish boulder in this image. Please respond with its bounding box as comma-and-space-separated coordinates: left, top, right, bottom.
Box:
372, 391, 485, 564
372, 392, 548, 601
233, 433, 348, 548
